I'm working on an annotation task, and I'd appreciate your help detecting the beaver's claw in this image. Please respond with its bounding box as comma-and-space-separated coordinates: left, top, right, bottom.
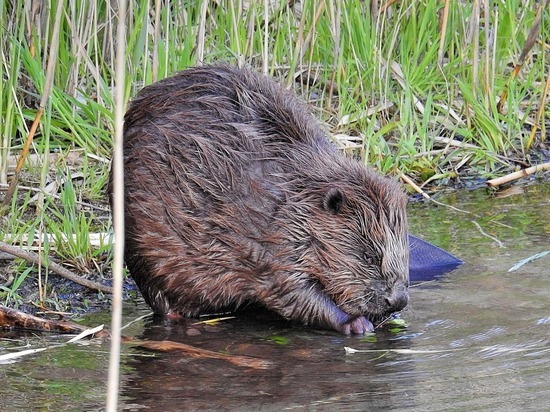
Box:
339, 316, 374, 335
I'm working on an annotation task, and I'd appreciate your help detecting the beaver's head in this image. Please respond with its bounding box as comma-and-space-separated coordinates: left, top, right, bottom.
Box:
283, 156, 409, 324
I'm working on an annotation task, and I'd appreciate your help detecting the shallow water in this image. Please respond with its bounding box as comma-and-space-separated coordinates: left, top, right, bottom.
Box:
1, 183, 549, 411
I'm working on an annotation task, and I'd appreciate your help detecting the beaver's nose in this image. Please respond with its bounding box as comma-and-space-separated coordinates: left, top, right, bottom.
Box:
384, 288, 409, 312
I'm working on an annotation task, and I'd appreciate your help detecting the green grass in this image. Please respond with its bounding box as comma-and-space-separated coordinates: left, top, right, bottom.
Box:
0, 0, 548, 307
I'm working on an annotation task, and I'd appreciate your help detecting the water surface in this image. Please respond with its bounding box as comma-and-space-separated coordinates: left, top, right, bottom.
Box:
1, 183, 549, 411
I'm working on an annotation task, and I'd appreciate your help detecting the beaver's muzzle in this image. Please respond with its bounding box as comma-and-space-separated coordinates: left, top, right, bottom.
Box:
384, 285, 409, 312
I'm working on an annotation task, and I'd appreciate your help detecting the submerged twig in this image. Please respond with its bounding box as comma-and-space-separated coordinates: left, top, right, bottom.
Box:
345, 344, 550, 355
0, 240, 113, 294
471, 220, 505, 248
400, 172, 473, 215
132, 339, 272, 369
508, 251, 550, 272
0, 347, 49, 363
345, 346, 460, 355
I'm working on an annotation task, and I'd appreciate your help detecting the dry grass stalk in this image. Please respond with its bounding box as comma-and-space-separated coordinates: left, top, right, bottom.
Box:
526, 71, 550, 150
496, 0, 549, 113
437, 0, 451, 67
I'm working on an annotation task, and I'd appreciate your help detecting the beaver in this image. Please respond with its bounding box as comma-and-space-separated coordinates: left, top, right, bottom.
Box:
113, 64, 409, 335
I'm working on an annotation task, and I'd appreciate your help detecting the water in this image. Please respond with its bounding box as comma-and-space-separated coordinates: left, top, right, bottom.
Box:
1, 183, 549, 411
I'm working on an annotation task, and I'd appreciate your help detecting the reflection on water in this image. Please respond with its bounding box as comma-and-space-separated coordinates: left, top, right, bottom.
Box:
1, 184, 549, 411
121, 316, 420, 410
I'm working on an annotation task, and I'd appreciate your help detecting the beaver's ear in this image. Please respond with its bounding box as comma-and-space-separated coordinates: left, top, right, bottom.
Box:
323, 187, 346, 215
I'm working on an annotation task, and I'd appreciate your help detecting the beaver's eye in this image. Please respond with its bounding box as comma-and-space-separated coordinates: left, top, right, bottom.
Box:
362, 252, 378, 265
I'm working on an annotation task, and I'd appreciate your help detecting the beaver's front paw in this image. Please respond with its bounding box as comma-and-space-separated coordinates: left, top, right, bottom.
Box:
339, 316, 374, 335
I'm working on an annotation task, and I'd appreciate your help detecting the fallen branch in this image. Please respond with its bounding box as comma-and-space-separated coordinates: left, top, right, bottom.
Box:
0, 305, 108, 336
486, 162, 550, 187
0, 240, 113, 294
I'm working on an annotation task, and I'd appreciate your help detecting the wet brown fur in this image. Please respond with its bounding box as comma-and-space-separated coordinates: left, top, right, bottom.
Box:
111, 65, 409, 334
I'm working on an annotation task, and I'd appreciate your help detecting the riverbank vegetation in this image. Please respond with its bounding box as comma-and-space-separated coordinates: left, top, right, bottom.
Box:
1, 0, 549, 309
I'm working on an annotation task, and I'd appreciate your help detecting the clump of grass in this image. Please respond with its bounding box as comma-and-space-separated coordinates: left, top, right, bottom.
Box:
0, 0, 548, 308
44, 174, 109, 273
